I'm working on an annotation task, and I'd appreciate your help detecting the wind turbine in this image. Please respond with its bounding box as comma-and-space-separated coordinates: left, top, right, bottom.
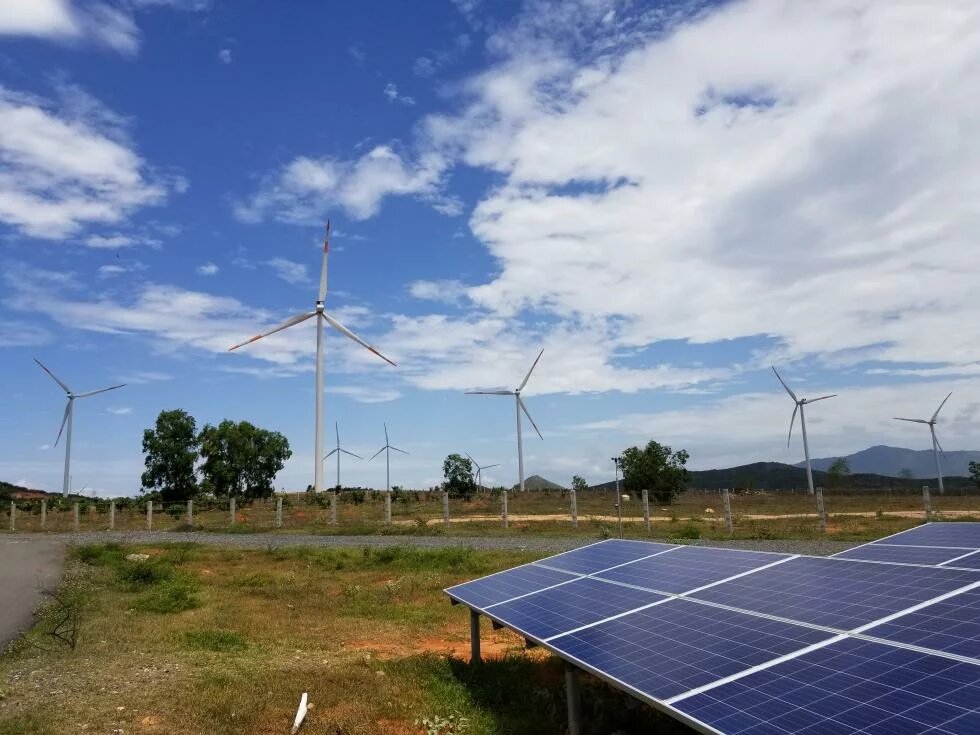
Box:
34, 359, 125, 497
369, 423, 408, 493
894, 392, 952, 495
465, 453, 500, 490
228, 221, 396, 493
323, 422, 361, 490
466, 349, 544, 492
772, 366, 836, 496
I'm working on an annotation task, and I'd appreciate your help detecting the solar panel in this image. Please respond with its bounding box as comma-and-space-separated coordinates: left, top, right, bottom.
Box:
863, 586, 980, 659
691, 556, 980, 630
444, 563, 578, 609
537, 539, 678, 575
548, 598, 834, 701
834, 543, 972, 566
594, 545, 791, 595
874, 522, 980, 549
673, 637, 980, 735
483, 577, 666, 640
946, 551, 980, 571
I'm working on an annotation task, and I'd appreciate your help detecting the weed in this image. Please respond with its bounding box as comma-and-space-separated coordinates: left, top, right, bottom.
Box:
116, 559, 173, 588
673, 524, 701, 540
132, 579, 199, 613
415, 713, 470, 735
181, 629, 248, 652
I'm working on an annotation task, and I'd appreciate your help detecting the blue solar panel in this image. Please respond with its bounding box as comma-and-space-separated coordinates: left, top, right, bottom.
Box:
594, 545, 791, 595
946, 551, 980, 570
835, 544, 972, 566
674, 638, 980, 735
864, 587, 980, 659
876, 523, 980, 549
691, 556, 980, 630
445, 563, 578, 609
483, 577, 666, 640
538, 539, 677, 575
548, 599, 833, 701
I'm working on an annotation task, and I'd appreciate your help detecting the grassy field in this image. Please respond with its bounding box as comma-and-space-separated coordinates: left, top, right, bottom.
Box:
8, 488, 980, 542
0, 543, 696, 735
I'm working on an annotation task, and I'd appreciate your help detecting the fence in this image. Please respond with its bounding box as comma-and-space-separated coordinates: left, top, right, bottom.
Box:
4, 485, 979, 537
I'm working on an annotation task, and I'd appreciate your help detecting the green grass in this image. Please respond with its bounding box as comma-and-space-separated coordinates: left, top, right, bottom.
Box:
181, 629, 248, 652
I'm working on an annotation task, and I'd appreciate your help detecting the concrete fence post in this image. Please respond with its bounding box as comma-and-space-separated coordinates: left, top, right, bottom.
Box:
229, 497, 236, 525
330, 491, 338, 525
642, 488, 650, 531
723, 488, 733, 534
570, 488, 578, 528
276, 496, 283, 528
109, 501, 115, 531
146, 500, 153, 531
40, 499, 47, 530
922, 485, 932, 520
385, 492, 392, 525
9, 501, 14, 532
501, 490, 508, 529
187, 499, 194, 525
442, 491, 450, 528
73, 502, 80, 532
815, 486, 826, 533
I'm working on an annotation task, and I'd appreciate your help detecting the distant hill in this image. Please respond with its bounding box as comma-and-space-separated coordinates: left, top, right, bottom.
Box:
799, 445, 980, 479
515, 474, 564, 491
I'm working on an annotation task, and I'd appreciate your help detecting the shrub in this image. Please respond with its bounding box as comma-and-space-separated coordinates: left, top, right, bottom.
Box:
116, 560, 173, 588
132, 580, 199, 613
674, 524, 701, 540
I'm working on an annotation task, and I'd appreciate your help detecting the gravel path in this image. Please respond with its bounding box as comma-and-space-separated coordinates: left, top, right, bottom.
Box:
7, 531, 858, 557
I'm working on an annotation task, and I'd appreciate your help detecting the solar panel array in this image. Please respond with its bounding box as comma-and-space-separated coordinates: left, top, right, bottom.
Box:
445, 523, 980, 735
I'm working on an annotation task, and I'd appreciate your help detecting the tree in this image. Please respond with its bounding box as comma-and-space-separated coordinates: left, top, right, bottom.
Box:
198, 420, 291, 499
443, 453, 475, 500
899, 467, 915, 480
619, 440, 690, 504
141, 409, 199, 502
571, 475, 588, 493
970, 461, 980, 489
827, 457, 851, 488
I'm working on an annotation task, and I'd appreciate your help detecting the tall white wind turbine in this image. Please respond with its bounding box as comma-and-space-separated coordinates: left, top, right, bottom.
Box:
228, 222, 396, 493
34, 359, 125, 497
466, 349, 544, 492
323, 422, 361, 490
465, 453, 500, 490
369, 423, 408, 493
772, 366, 836, 496
894, 392, 952, 495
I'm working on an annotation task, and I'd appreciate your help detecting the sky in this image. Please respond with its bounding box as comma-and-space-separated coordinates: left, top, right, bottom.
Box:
1, 0, 979, 497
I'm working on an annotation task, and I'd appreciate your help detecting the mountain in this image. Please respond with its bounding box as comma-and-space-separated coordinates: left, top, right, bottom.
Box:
515, 475, 564, 491
798, 445, 980, 479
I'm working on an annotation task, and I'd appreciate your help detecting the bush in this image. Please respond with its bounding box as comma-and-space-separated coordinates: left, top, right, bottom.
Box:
673, 524, 701, 540
116, 560, 173, 588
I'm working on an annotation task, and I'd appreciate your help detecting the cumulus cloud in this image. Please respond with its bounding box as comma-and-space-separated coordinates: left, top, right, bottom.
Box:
196, 262, 218, 276
383, 83, 415, 106
267, 258, 309, 285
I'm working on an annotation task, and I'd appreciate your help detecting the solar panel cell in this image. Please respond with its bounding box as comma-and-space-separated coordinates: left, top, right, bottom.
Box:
538, 539, 678, 575
864, 587, 980, 659
875, 523, 980, 549
444, 563, 578, 609
834, 544, 972, 566
946, 551, 980, 570
594, 545, 791, 594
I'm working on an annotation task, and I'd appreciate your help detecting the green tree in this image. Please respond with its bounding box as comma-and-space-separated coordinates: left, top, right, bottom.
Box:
827, 457, 851, 488
443, 453, 475, 500
970, 461, 980, 489
571, 475, 588, 493
141, 409, 199, 503
198, 420, 292, 499
619, 440, 690, 504
899, 467, 914, 480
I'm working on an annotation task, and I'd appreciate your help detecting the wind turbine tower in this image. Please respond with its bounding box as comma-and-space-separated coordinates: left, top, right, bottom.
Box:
34, 359, 125, 497
323, 422, 361, 489
894, 392, 953, 495
229, 222, 396, 493
772, 366, 836, 496
369, 423, 408, 493
466, 453, 500, 490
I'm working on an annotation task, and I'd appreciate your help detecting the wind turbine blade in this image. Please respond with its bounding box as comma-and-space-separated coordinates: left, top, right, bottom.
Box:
369, 447, 386, 461
228, 311, 316, 351
771, 366, 797, 402
335, 421, 340, 445
323, 448, 340, 459
934, 433, 947, 459
384, 423, 389, 445
465, 390, 514, 395
932, 392, 953, 422
894, 417, 929, 424
518, 395, 543, 440
322, 311, 397, 366
34, 358, 71, 393
389, 446, 409, 455
518, 348, 544, 392
318, 220, 330, 303
74, 383, 125, 398
465, 452, 475, 464
484, 463, 500, 469
54, 401, 71, 447
806, 394, 837, 404
787, 403, 798, 448
340, 449, 363, 459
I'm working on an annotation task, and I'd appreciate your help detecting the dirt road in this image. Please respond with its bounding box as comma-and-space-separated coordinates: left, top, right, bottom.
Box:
0, 537, 64, 652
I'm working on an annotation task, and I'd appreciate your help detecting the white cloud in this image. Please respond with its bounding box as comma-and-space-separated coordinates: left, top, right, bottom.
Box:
97, 264, 126, 278
0, 0, 75, 38
196, 262, 219, 276
408, 279, 470, 304
117, 370, 172, 384
106, 406, 132, 415
324, 385, 401, 403
267, 258, 309, 285
218, 47, 231, 64
383, 83, 415, 106
0, 319, 51, 347
0, 85, 172, 240
348, 45, 365, 65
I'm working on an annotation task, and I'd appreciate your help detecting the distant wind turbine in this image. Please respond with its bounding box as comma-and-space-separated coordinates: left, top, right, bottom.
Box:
772, 366, 836, 496
465, 453, 500, 490
369, 423, 408, 493
34, 358, 125, 497
894, 392, 952, 495
323, 422, 361, 490
466, 349, 544, 492
228, 221, 396, 493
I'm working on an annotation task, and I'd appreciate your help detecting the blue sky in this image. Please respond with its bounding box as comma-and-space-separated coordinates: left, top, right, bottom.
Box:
2, 0, 979, 496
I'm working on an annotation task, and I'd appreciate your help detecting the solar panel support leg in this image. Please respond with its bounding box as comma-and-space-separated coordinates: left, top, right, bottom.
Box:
469, 609, 481, 664
564, 664, 582, 735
